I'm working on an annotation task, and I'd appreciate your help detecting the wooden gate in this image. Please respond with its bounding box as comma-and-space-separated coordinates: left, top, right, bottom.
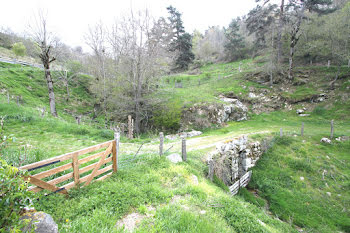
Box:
229, 171, 252, 195
20, 139, 118, 195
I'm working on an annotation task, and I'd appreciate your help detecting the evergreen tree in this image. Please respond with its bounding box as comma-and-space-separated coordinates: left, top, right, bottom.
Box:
166, 6, 194, 70
224, 18, 246, 61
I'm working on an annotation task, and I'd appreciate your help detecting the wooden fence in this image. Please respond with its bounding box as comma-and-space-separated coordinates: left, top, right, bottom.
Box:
20, 136, 119, 195
229, 171, 252, 196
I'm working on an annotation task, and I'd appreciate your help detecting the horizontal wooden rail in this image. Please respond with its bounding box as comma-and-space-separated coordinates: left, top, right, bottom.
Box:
20, 138, 119, 195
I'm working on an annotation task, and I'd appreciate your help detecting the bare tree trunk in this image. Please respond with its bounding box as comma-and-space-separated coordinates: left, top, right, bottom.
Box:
277, 0, 285, 63
65, 80, 70, 102
45, 68, 58, 117
288, 46, 294, 80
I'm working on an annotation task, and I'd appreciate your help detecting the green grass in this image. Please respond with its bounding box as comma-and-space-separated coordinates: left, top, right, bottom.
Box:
0, 61, 95, 122
34, 152, 296, 233
245, 136, 350, 232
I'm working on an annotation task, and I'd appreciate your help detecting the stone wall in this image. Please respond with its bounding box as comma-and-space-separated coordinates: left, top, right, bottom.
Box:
181, 98, 248, 130
208, 136, 262, 186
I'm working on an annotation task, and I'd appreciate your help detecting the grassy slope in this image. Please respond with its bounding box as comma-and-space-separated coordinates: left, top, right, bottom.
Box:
1, 58, 349, 232
0, 62, 95, 121
244, 136, 350, 233
34, 151, 295, 233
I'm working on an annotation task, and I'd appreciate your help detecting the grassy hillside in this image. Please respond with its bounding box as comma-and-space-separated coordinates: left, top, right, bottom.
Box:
242, 136, 350, 233
1, 57, 349, 232
0, 62, 95, 122
34, 149, 296, 233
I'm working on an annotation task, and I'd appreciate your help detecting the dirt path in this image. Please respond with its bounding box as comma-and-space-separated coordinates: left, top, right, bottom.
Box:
118, 130, 271, 157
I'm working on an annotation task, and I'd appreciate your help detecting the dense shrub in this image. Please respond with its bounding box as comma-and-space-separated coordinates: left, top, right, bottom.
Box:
0, 158, 33, 232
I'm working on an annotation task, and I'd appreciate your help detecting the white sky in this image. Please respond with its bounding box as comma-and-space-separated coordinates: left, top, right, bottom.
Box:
0, 0, 260, 51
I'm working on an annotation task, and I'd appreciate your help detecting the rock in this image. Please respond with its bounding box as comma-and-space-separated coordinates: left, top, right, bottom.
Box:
321, 138, 331, 144
21, 211, 58, 233
300, 177, 304, 181
191, 175, 199, 185
326, 192, 331, 197
248, 92, 258, 98
299, 114, 310, 117
335, 136, 350, 142
165, 134, 178, 140
211, 136, 262, 186
296, 109, 305, 114
186, 130, 202, 137
166, 153, 183, 163
166, 130, 202, 140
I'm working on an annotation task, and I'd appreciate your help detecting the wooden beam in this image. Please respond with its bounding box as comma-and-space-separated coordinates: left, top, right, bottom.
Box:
84, 144, 112, 186
20, 140, 113, 171
33, 163, 72, 180
25, 176, 67, 195
79, 157, 112, 175
29, 172, 73, 192
72, 152, 80, 187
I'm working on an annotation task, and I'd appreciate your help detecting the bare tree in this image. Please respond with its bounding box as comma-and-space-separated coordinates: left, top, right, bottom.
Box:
28, 10, 59, 117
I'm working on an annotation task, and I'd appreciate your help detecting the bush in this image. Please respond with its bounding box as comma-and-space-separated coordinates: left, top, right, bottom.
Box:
0, 158, 33, 232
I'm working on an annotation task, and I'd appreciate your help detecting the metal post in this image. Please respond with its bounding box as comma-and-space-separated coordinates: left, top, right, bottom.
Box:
301, 122, 304, 137
182, 137, 187, 162
159, 132, 164, 156
330, 120, 334, 139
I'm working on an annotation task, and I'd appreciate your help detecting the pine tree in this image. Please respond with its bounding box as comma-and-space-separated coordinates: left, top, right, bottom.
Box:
224, 18, 246, 61
166, 6, 194, 71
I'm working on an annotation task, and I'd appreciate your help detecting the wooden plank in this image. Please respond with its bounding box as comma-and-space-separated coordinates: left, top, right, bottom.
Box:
84, 144, 112, 186
29, 172, 73, 192
33, 163, 72, 180
72, 152, 80, 187
96, 172, 113, 181
25, 176, 67, 194
63, 164, 113, 190
79, 157, 112, 175
20, 140, 113, 171
78, 145, 112, 165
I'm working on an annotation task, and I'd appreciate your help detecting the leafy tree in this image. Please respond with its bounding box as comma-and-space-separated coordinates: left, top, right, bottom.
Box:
12, 42, 26, 58
224, 18, 247, 61
285, 0, 335, 80
166, 6, 195, 71
246, 4, 278, 56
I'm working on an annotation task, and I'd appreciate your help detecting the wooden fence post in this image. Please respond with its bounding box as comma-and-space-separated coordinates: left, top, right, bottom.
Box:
327, 60, 331, 68
128, 115, 133, 139
182, 137, 187, 161
280, 128, 283, 137
330, 120, 334, 139
72, 153, 80, 188
301, 122, 304, 137
208, 160, 214, 181
113, 131, 120, 172
159, 132, 164, 156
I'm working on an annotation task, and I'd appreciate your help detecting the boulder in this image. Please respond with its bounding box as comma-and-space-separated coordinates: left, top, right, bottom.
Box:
296, 109, 305, 114
21, 211, 58, 233
248, 92, 258, 98
299, 114, 310, 117
166, 153, 183, 163
335, 136, 349, 142
321, 138, 331, 144
166, 130, 202, 140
